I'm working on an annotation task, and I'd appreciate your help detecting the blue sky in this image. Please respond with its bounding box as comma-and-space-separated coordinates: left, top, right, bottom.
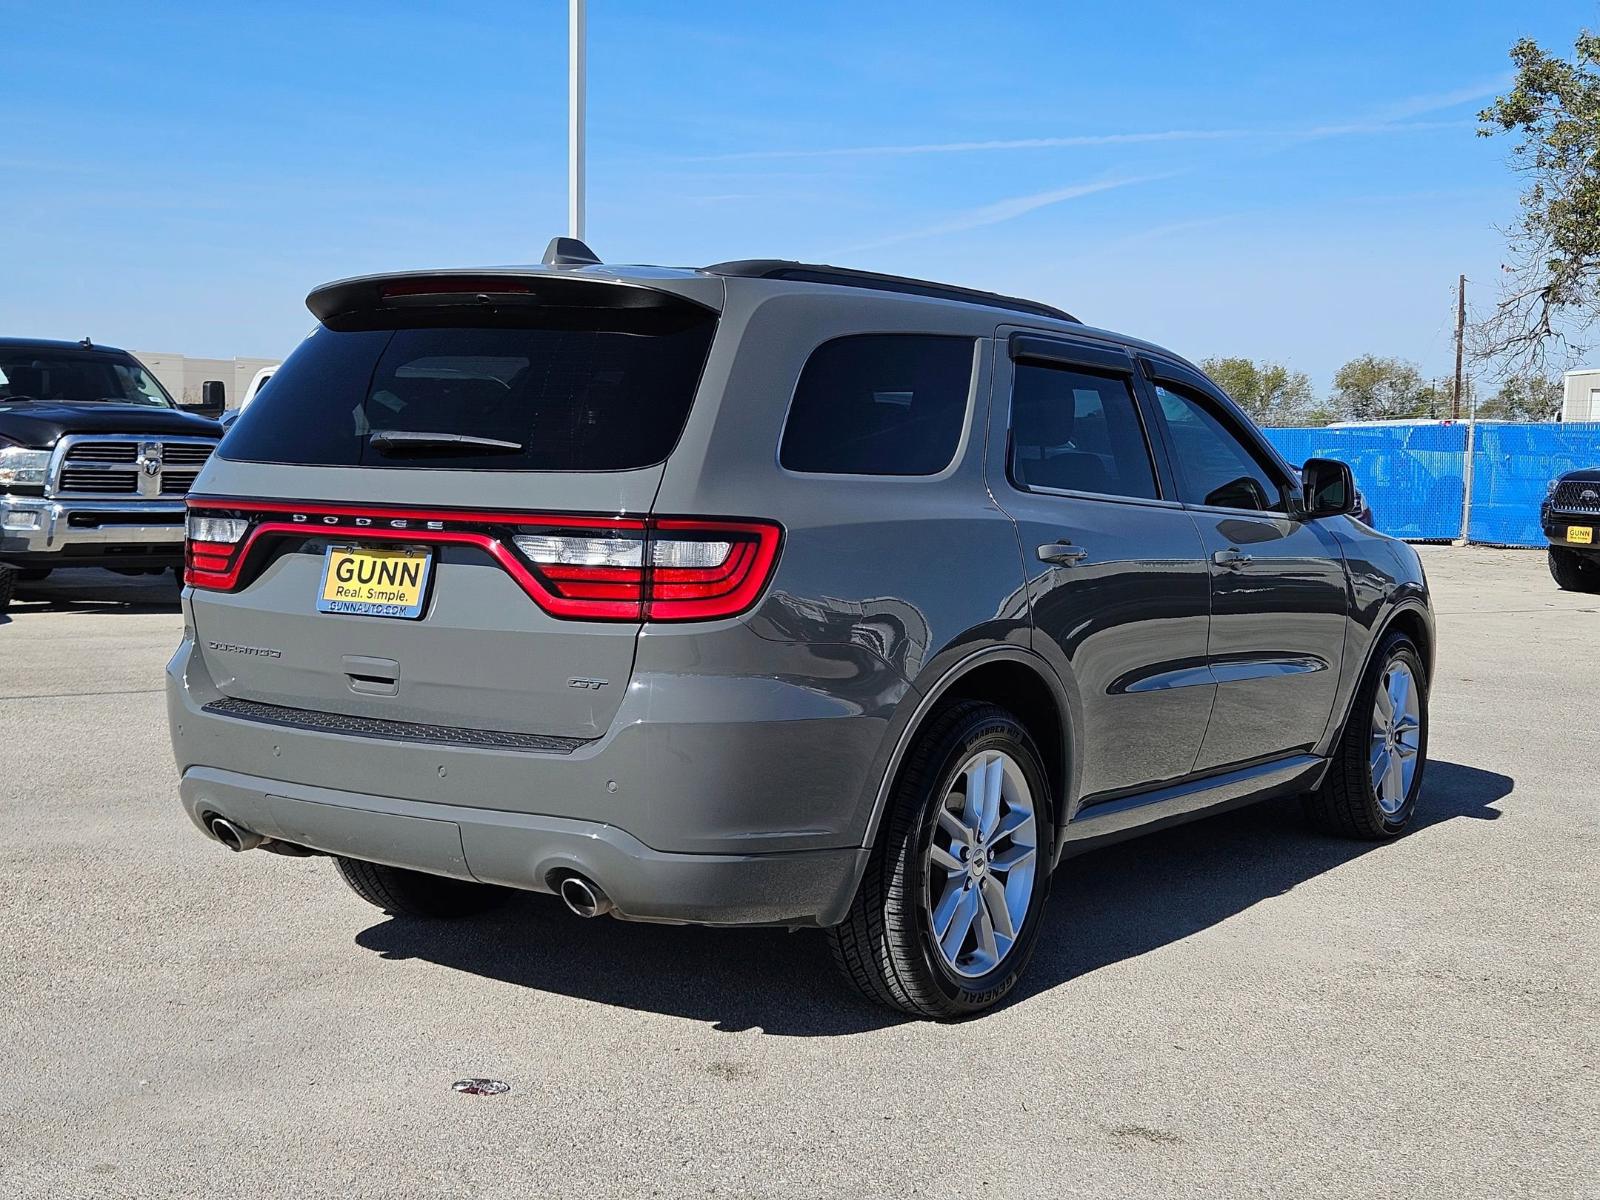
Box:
1, 1, 1593, 388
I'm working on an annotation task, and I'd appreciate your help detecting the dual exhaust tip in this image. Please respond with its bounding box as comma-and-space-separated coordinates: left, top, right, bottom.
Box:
208, 814, 616, 919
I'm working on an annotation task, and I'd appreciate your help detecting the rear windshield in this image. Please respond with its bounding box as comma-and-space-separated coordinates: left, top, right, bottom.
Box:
219, 304, 717, 471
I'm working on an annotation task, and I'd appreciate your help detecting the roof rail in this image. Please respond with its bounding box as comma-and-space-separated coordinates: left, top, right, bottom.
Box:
702, 259, 1079, 324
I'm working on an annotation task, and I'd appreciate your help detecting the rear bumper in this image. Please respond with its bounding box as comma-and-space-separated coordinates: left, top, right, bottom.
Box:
168, 629, 906, 926
179, 766, 867, 926
0, 495, 186, 566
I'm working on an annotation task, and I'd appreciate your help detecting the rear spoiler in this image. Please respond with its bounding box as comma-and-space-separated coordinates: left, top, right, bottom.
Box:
306, 269, 720, 323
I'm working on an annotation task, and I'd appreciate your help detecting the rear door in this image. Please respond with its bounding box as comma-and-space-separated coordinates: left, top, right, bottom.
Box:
1138, 357, 1349, 770
184, 273, 723, 740
992, 333, 1215, 799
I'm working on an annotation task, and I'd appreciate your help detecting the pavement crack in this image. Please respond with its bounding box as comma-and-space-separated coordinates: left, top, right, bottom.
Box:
0, 687, 165, 702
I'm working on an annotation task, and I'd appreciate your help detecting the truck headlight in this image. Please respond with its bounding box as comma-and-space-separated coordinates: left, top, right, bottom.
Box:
0, 445, 50, 488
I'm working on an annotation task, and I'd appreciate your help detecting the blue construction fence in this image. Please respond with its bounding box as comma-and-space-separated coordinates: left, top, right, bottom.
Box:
1261, 422, 1600, 547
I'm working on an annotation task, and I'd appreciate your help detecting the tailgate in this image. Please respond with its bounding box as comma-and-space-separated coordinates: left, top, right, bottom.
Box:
183, 269, 720, 742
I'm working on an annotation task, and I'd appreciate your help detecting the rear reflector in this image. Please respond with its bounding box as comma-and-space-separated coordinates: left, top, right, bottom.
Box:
184, 500, 782, 623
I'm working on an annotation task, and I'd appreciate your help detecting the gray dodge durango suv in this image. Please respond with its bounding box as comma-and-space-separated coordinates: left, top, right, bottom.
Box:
168, 240, 1433, 1018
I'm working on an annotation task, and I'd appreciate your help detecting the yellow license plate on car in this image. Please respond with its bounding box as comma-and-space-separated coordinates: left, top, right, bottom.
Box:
317, 545, 433, 619
1569, 526, 1594, 545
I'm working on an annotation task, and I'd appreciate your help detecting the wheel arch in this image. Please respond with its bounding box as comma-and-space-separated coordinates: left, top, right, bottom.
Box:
1328, 597, 1435, 754
1383, 602, 1434, 680
857, 645, 1081, 866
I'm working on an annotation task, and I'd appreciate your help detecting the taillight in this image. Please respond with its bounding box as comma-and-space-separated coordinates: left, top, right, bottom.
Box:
184, 512, 249, 589
512, 518, 782, 621
183, 500, 783, 624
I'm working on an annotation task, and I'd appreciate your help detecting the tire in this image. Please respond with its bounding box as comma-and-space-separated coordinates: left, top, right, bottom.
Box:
1548, 546, 1600, 593
1305, 632, 1428, 839
0, 565, 14, 615
333, 857, 508, 918
829, 700, 1055, 1019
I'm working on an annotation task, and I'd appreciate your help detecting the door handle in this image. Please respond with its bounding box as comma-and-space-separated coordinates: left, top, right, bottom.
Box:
1037, 542, 1089, 566
1212, 548, 1253, 570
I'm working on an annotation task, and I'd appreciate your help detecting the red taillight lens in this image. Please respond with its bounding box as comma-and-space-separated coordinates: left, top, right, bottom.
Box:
183, 500, 783, 623
184, 513, 250, 589
512, 518, 782, 621
645, 520, 782, 621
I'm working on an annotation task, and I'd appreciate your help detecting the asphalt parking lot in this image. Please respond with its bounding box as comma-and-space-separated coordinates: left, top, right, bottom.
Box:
2, 548, 1595, 1199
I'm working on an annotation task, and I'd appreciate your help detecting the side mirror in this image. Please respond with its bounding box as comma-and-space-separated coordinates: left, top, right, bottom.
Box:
182, 380, 227, 418
1302, 457, 1356, 518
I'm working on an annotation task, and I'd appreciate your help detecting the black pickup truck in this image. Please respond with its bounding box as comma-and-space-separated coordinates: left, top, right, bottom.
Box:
0, 338, 223, 613
1543, 467, 1600, 593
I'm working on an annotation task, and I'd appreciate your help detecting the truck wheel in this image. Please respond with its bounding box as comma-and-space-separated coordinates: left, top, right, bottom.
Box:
333, 857, 507, 918
828, 700, 1054, 1019
0, 565, 15, 614
1305, 632, 1428, 839
1548, 547, 1600, 593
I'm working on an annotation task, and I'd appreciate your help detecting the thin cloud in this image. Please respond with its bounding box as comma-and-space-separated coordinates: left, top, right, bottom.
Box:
1372, 77, 1511, 121
689, 87, 1503, 164
699, 129, 1252, 161
845, 175, 1168, 252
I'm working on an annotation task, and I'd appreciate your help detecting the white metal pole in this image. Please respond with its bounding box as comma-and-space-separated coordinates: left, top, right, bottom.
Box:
1457, 408, 1477, 546
568, 0, 586, 242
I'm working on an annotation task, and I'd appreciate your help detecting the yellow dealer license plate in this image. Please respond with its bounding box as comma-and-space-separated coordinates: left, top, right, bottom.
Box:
317, 545, 432, 619
1569, 526, 1594, 545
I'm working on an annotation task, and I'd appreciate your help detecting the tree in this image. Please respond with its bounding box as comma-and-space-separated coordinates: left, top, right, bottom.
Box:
1476, 373, 1564, 420
1331, 355, 1436, 421
1199, 356, 1323, 425
1476, 32, 1600, 365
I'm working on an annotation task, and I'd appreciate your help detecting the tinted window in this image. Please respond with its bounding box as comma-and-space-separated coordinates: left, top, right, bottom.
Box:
220, 304, 716, 471
1155, 384, 1285, 511
779, 335, 973, 475
1009, 364, 1157, 500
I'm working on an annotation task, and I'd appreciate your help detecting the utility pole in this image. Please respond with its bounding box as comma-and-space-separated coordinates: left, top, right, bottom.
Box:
1451, 273, 1466, 421
568, 0, 586, 241
1452, 273, 1473, 544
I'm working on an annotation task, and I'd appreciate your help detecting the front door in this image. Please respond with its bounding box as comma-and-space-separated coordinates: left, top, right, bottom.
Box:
992, 334, 1214, 799
1141, 362, 1349, 771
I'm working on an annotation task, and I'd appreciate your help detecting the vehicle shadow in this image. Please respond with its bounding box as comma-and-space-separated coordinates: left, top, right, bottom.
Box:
3, 569, 181, 621
352, 760, 1511, 1036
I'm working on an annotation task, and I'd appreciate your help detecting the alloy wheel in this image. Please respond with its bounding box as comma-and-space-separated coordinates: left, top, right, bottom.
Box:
1370, 659, 1422, 814
924, 750, 1039, 978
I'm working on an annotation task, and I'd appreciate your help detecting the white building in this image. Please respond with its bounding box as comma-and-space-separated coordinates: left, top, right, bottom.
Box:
1564, 368, 1600, 422
133, 351, 282, 410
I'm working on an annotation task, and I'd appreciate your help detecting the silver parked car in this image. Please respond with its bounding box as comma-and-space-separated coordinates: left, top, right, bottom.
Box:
168, 240, 1434, 1017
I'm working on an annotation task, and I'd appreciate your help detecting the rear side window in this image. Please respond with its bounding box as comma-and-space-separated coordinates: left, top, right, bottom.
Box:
1009, 364, 1158, 500
219, 304, 717, 471
779, 334, 973, 475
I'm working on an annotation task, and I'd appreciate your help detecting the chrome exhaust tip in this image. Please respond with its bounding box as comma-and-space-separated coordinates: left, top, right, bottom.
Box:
557, 874, 614, 919
209, 816, 265, 853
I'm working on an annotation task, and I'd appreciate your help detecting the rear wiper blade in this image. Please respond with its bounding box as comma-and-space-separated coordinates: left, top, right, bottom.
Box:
0, 394, 39, 403
369, 430, 524, 455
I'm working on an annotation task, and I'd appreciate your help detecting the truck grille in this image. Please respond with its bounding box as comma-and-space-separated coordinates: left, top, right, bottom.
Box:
1552, 480, 1600, 515
51, 437, 218, 498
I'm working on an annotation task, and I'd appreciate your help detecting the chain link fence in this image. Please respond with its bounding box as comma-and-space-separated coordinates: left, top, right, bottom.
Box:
1260, 422, 1600, 547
